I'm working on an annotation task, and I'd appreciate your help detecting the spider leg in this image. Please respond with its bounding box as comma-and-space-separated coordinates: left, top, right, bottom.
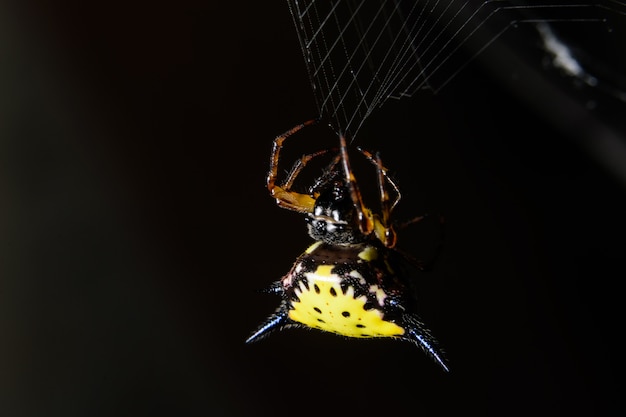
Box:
356, 147, 399, 247
356, 146, 401, 212
339, 133, 373, 235
309, 152, 341, 193
375, 152, 391, 225
282, 149, 329, 190
373, 151, 398, 247
267, 119, 321, 213
400, 313, 450, 372
391, 246, 428, 271
396, 215, 426, 230
397, 214, 445, 271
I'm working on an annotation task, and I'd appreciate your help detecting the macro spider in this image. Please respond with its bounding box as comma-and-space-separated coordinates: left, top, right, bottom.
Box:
246, 119, 449, 372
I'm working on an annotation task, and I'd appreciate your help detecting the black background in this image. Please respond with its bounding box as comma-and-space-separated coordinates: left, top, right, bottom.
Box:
1, 1, 624, 416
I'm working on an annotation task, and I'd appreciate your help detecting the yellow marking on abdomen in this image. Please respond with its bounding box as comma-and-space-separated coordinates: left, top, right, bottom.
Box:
358, 245, 378, 261
305, 241, 322, 254
288, 266, 404, 338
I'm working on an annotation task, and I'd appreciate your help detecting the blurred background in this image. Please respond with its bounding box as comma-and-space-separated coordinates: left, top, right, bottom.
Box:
1, 1, 624, 416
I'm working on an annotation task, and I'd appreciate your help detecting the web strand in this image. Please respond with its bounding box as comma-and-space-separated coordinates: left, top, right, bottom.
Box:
287, 0, 626, 141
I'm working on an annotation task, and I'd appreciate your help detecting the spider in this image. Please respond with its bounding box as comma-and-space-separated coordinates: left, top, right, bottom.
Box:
246, 119, 449, 372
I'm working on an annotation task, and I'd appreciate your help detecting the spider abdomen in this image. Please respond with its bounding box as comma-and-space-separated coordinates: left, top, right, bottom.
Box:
288, 266, 404, 337
283, 241, 407, 338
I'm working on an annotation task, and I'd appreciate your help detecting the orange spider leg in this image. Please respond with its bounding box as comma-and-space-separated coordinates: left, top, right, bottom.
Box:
356, 146, 401, 247
267, 119, 322, 213
374, 151, 398, 247
396, 214, 427, 231
338, 133, 374, 236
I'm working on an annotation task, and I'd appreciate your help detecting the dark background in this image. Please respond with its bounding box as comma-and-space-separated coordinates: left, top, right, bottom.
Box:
1, 1, 624, 416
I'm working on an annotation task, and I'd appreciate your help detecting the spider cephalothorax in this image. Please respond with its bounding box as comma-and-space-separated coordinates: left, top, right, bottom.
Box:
306, 177, 366, 245
247, 119, 449, 372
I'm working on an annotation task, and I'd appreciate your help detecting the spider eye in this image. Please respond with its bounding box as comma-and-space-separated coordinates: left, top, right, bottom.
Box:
315, 219, 327, 232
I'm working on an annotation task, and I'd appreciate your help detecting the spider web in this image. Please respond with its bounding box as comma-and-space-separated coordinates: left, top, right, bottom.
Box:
287, 0, 626, 141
